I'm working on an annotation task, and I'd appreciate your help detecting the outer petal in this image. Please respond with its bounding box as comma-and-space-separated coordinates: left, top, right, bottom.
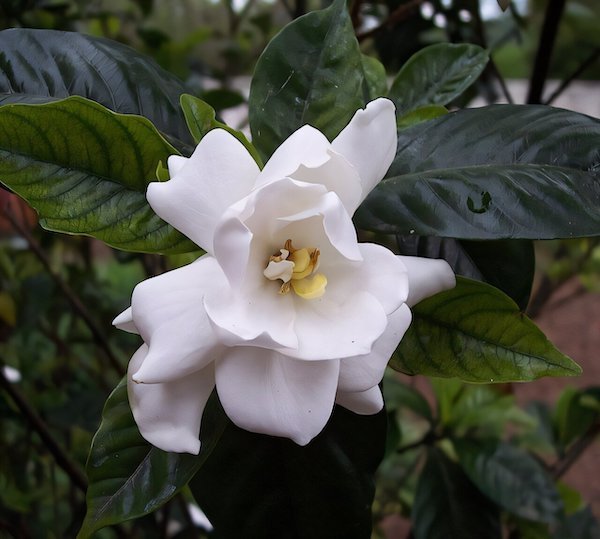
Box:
335, 386, 383, 415
147, 129, 260, 253
215, 348, 340, 445
167, 155, 188, 176
112, 306, 138, 334
331, 98, 397, 204
130, 255, 228, 383
128, 345, 215, 454
398, 256, 456, 307
282, 291, 388, 360
337, 304, 412, 393
331, 243, 408, 316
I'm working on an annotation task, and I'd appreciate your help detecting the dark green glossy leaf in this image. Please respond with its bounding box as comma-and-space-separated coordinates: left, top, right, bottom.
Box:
389, 43, 489, 115
79, 380, 228, 538
396, 105, 447, 129
180, 94, 263, 166
0, 96, 197, 253
391, 277, 581, 382
412, 447, 501, 539
455, 439, 563, 523
190, 404, 386, 538
0, 28, 192, 146
356, 105, 600, 239
361, 54, 388, 99
249, 0, 367, 160
396, 236, 535, 310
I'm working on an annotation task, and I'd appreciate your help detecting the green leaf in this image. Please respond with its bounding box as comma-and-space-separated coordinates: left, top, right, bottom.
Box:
552, 506, 600, 539
389, 43, 489, 116
396, 236, 535, 310
455, 439, 563, 523
190, 405, 386, 537
553, 387, 598, 449
249, 0, 366, 160
382, 372, 433, 422
0, 96, 197, 254
412, 447, 501, 539
0, 28, 192, 147
396, 105, 448, 129
355, 105, 600, 239
79, 380, 228, 537
391, 277, 581, 382
180, 94, 263, 166
361, 54, 388, 99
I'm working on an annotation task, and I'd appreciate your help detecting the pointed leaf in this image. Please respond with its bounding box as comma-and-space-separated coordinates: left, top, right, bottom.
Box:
0, 28, 192, 146
249, 0, 366, 160
389, 43, 489, 115
391, 277, 581, 382
355, 105, 600, 239
79, 379, 227, 537
180, 94, 263, 166
190, 405, 386, 537
412, 447, 501, 539
455, 439, 563, 523
361, 54, 388, 99
0, 96, 197, 254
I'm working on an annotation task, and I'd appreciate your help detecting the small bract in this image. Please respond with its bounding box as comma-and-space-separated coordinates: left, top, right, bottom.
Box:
113, 98, 455, 454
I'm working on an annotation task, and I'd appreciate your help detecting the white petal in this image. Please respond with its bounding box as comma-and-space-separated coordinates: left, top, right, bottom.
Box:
256, 125, 331, 188
331, 98, 397, 203
335, 386, 383, 415
127, 345, 215, 454
167, 155, 188, 177
331, 243, 408, 316
282, 291, 388, 360
215, 348, 339, 445
204, 283, 298, 350
337, 304, 411, 392
147, 129, 260, 253
112, 306, 138, 334
130, 255, 227, 383
398, 256, 456, 307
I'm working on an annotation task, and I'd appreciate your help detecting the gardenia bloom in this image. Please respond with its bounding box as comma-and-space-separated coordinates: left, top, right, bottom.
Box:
113, 98, 455, 454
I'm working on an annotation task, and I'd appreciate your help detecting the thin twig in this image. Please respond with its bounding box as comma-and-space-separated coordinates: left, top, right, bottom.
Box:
0, 366, 88, 492
527, 0, 567, 104
4, 202, 124, 377
357, 0, 424, 42
544, 47, 600, 105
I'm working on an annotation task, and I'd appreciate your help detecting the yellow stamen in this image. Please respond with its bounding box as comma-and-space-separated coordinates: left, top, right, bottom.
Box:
291, 273, 328, 299
264, 239, 327, 299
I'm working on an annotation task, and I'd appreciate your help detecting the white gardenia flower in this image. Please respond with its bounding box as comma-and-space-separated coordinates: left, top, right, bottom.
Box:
113, 98, 455, 454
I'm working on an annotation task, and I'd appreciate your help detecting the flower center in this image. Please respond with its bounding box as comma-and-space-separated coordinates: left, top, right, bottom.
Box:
263, 239, 327, 299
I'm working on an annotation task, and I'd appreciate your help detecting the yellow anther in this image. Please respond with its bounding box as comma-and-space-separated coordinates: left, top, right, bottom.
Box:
265, 239, 326, 299
291, 273, 328, 299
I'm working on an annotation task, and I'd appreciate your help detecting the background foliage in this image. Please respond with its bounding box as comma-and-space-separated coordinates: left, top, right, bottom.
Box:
0, 0, 598, 538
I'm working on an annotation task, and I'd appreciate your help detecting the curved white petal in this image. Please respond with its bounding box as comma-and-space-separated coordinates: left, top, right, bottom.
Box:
256, 125, 331, 188
128, 345, 215, 454
331, 98, 397, 203
112, 306, 138, 334
331, 243, 408, 316
282, 291, 388, 360
398, 256, 456, 307
130, 255, 227, 383
147, 129, 260, 253
215, 348, 339, 445
167, 155, 188, 177
204, 284, 298, 350
337, 304, 411, 392
335, 385, 383, 415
